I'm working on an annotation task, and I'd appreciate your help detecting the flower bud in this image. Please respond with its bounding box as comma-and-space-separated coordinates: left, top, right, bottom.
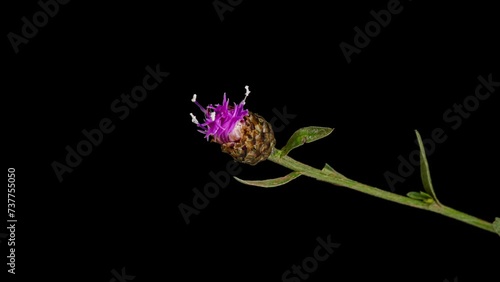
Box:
220, 111, 276, 165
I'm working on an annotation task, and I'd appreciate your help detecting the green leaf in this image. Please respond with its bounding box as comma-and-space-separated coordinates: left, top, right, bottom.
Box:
280, 126, 334, 156
322, 163, 336, 173
407, 191, 434, 204
493, 218, 500, 237
415, 130, 441, 205
321, 163, 346, 179
234, 171, 301, 188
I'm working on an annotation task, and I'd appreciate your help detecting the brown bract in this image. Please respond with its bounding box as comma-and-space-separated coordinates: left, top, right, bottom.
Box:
219, 112, 276, 165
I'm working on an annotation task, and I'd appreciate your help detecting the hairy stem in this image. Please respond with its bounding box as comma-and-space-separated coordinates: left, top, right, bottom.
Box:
267, 148, 495, 234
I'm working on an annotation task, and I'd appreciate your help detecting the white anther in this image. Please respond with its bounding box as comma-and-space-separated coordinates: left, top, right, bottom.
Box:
210, 111, 216, 121
242, 85, 251, 104
190, 113, 199, 124
191, 94, 197, 102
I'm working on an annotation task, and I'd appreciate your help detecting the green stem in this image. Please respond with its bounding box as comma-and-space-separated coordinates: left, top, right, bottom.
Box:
268, 148, 495, 234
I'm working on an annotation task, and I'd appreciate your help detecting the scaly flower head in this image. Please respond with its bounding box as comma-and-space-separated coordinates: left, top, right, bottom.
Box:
190, 85, 276, 165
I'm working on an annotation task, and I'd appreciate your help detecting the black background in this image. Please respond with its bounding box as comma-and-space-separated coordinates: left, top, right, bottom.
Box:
4, 0, 499, 281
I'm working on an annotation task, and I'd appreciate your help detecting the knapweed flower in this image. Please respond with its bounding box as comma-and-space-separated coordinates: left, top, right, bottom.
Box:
190, 85, 276, 165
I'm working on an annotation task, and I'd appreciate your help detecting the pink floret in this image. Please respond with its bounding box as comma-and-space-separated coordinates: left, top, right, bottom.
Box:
193, 93, 249, 143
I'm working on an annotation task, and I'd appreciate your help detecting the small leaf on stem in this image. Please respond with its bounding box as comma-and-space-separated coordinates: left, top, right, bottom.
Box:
280, 126, 334, 156
322, 163, 347, 179
493, 218, 500, 237
407, 191, 434, 204
234, 171, 302, 188
322, 163, 336, 173
415, 130, 441, 205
